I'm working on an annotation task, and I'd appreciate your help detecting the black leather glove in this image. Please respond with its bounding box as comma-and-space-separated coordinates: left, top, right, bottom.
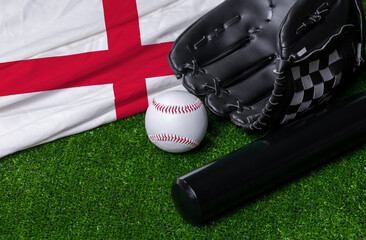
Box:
168, 0, 365, 133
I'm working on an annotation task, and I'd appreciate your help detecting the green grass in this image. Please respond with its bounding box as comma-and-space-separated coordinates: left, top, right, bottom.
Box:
1, 71, 365, 239
1, 57, 366, 239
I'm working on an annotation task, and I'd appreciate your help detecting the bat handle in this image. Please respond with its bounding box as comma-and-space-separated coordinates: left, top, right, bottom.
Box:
172, 91, 366, 225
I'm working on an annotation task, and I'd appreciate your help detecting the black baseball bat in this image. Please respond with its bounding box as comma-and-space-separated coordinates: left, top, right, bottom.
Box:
172, 91, 366, 225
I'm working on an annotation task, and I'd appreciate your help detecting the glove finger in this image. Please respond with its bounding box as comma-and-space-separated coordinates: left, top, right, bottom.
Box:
205, 61, 276, 116
230, 97, 269, 130
173, 0, 296, 96
182, 52, 275, 96
169, 0, 272, 73
279, 0, 353, 61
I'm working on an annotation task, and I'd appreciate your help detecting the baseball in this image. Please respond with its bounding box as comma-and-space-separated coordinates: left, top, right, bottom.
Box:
145, 90, 208, 153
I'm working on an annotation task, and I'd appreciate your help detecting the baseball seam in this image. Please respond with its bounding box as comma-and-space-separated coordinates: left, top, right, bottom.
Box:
152, 98, 203, 114
148, 134, 199, 147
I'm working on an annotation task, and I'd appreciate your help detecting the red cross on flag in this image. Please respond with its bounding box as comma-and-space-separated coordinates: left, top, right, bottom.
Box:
0, 0, 224, 158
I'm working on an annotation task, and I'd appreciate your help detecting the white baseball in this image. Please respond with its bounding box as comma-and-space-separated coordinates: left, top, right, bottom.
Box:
145, 90, 208, 153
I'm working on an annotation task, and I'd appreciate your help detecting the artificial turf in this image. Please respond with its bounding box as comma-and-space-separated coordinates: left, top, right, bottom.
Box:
1, 42, 366, 240
0, 69, 365, 239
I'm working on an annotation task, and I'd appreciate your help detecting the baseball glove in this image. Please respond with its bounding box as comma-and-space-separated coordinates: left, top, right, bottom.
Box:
168, 0, 365, 133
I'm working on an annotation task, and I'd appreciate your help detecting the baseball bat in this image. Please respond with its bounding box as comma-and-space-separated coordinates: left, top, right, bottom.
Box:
172, 91, 366, 225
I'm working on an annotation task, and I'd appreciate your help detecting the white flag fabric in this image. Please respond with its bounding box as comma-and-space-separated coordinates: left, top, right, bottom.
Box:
0, 0, 224, 158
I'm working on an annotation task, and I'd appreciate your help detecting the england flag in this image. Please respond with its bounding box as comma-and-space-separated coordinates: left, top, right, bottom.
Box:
0, 0, 224, 158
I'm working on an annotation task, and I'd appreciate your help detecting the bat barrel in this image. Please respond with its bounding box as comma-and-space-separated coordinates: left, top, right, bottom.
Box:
172, 92, 366, 225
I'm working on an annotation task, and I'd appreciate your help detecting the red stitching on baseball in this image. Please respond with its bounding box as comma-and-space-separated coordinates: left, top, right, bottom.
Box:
148, 134, 198, 147
152, 98, 203, 114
